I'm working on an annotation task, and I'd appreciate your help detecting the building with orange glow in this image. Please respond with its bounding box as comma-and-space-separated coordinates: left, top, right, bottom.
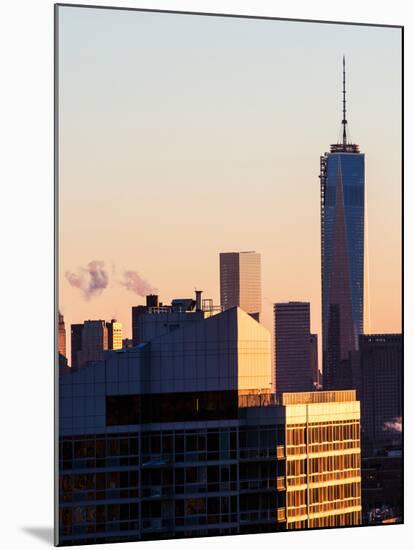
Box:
106, 319, 123, 350
275, 391, 362, 529
58, 311, 66, 358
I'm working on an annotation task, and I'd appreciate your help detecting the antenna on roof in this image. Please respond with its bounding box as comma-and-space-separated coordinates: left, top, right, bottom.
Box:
342, 55, 347, 146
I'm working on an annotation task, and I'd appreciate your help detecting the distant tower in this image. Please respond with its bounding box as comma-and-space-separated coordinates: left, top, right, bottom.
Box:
274, 302, 314, 393
58, 311, 66, 358
106, 319, 123, 350
74, 320, 108, 368
320, 57, 365, 389
309, 334, 320, 388
220, 251, 261, 321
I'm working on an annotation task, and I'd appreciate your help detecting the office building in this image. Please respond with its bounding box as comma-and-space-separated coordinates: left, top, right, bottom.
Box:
356, 334, 402, 453
275, 391, 361, 529
71, 320, 125, 368
320, 58, 365, 389
70, 323, 83, 369
220, 251, 261, 322
310, 334, 320, 388
107, 319, 123, 350
77, 320, 108, 368
59, 297, 361, 544
274, 302, 313, 393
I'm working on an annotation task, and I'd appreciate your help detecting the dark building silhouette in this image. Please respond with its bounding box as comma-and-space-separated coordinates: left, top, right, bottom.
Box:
321, 58, 365, 389
122, 338, 133, 349
310, 333, 320, 388
338, 334, 403, 524
274, 302, 313, 393
362, 452, 403, 524
70, 323, 83, 369
356, 334, 402, 454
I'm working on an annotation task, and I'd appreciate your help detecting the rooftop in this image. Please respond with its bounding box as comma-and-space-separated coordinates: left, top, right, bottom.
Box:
281, 390, 357, 405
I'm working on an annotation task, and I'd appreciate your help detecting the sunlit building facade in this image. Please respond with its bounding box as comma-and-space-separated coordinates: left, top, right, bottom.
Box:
59, 311, 67, 358
275, 391, 361, 529
106, 319, 123, 351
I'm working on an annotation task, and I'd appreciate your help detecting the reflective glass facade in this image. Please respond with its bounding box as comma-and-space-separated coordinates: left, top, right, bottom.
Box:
321, 150, 365, 388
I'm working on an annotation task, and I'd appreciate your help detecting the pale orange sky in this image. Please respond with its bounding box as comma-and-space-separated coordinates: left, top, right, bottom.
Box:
58, 8, 402, 362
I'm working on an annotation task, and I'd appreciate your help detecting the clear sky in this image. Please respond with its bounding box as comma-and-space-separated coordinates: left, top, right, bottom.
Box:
58, 6, 402, 362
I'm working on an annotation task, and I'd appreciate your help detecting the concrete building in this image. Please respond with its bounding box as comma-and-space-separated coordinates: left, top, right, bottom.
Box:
220, 251, 261, 322
107, 319, 123, 351
59, 301, 362, 544
320, 58, 365, 389
274, 302, 313, 393
58, 311, 66, 358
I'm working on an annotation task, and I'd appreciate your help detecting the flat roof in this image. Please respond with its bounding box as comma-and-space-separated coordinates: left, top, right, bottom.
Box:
281, 390, 357, 405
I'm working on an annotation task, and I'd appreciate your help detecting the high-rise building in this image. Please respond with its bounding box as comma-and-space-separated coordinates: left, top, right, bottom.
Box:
309, 333, 320, 388
275, 391, 361, 529
59, 300, 361, 544
77, 320, 108, 368
58, 311, 66, 358
274, 302, 313, 393
106, 319, 123, 350
71, 320, 124, 368
320, 58, 365, 389
355, 334, 402, 453
220, 251, 261, 321
70, 323, 83, 369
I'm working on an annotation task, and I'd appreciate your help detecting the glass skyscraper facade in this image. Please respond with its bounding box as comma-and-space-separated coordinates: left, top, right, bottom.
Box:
320, 59, 365, 389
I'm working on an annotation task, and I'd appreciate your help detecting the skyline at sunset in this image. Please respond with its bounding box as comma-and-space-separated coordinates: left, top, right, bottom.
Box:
56, 6, 403, 543
58, 7, 402, 362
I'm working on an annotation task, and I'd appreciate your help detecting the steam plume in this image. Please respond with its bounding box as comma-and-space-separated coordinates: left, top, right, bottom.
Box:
121, 270, 155, 296
65, 260, 109, 300
383, 416, 402, 433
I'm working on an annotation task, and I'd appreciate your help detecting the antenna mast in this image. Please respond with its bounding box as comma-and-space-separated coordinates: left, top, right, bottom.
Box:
342, 56, 347, 146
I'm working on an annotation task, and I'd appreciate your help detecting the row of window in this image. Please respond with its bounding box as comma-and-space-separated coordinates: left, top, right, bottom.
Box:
308, 510, 361, 528
286, 421, 360, 446
106, 391, 238, 425
309, 482, 360, 504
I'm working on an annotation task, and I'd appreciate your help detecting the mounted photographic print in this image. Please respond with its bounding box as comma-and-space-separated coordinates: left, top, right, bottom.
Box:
55, 3, 403, 545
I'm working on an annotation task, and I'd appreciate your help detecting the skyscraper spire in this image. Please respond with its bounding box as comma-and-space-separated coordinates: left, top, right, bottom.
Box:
342, 55, 347, 146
